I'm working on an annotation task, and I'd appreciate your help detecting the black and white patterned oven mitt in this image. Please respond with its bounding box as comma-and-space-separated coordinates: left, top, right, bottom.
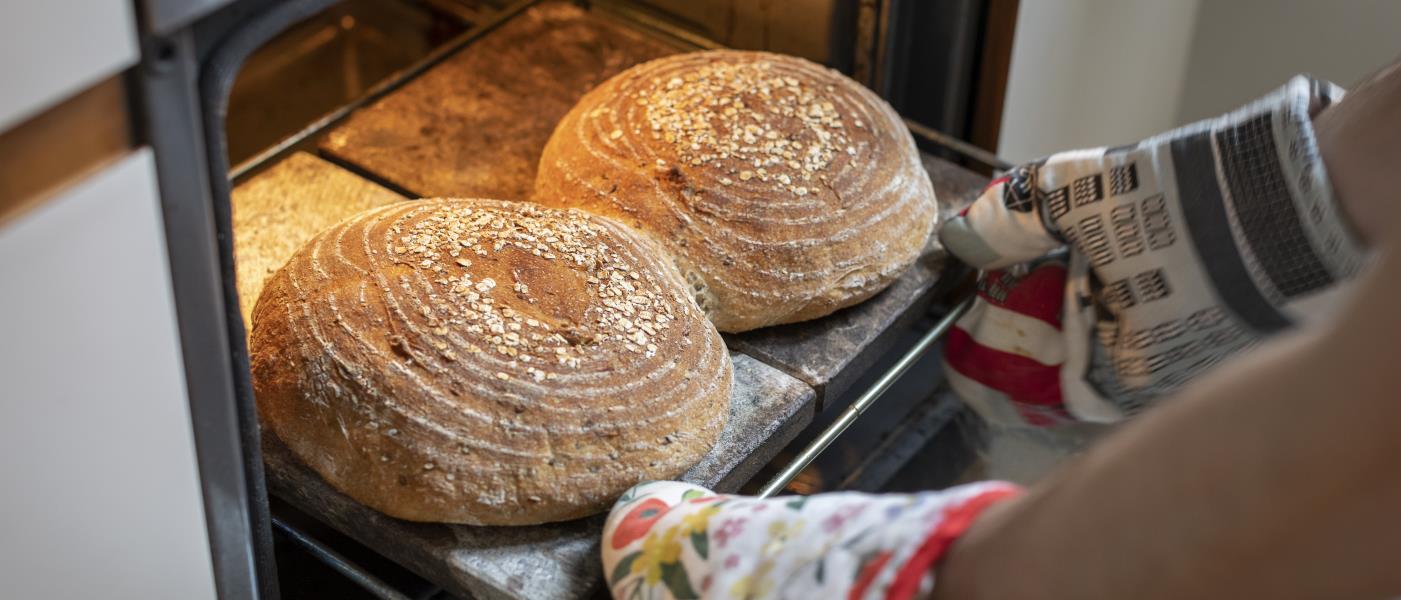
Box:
940, 75, 1367, 425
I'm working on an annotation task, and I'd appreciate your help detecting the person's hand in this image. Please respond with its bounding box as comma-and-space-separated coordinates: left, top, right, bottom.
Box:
940, 75, 1367, 426
600, 480, 1019, 600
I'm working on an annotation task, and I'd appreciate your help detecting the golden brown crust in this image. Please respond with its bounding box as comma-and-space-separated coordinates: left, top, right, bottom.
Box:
250, 199, 731, 525
534, 50, 938, 332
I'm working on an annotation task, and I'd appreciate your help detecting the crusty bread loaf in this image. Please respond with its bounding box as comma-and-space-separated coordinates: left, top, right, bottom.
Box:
534, 50, 938, 332
250, 198, 731, 525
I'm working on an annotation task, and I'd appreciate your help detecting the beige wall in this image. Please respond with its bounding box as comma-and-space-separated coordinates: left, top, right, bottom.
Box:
996, 0, 1202, 162
996, 0, 1401, 162
1177, 0, 1401, 123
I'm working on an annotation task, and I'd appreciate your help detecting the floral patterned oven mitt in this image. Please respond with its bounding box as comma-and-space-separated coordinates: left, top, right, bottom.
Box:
602, 480, 1019, 600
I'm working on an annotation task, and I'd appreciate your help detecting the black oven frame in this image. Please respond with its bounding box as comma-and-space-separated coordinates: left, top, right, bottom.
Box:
129, 1, 1010, 597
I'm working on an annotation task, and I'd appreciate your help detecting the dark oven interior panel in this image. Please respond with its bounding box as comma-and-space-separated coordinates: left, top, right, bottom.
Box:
592, 0, 858, 71
316, 1, 681, 200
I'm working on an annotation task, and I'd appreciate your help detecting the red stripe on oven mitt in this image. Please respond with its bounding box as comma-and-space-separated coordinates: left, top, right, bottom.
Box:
944, 236, 1074, 427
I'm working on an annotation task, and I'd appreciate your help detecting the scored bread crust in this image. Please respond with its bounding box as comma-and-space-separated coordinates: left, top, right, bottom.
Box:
250, 199, 731, 525
534, 50, 938, 332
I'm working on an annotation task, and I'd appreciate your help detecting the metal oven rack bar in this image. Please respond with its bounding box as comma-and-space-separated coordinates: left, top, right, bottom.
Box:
237, 1, 1014, 597
272, 516, 414, 600
756, 293, 976, 498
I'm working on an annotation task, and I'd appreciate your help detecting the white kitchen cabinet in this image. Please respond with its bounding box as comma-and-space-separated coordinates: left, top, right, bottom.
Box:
0, 0, 139, 132
0, 150, 218, 600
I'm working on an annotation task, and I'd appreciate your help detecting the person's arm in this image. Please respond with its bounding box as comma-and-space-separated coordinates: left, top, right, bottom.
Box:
932, 62, 1401, 600
1316, 60, 1401, 245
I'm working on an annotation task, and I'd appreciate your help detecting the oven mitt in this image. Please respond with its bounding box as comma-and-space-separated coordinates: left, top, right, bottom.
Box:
941, 75, 1366, 426
602, 480, 1019, 600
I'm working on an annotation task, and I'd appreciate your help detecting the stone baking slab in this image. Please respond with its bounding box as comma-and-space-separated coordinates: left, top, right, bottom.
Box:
725, 155, 989, 409
318, 1, 680, 201
231, 151, 406, 331
263, 352, 815, 600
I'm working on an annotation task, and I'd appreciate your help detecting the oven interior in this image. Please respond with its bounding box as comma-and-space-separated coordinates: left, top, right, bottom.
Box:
199, 0, 1010, 597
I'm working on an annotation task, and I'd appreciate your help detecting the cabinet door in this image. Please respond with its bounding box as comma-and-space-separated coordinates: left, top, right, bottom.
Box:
0, 1, 138, 131
0, 150, 218, 600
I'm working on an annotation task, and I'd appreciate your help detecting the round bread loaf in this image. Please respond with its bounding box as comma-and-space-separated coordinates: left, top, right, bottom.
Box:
534, 50, 938, 332
250, 198, 731, 525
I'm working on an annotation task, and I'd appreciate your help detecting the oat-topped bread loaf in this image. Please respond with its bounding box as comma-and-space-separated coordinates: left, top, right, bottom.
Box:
250, 199, 731, 525
535, 50, 938, 332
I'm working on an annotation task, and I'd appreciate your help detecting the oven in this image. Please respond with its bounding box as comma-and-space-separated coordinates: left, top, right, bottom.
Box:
128, 0, 1013, 597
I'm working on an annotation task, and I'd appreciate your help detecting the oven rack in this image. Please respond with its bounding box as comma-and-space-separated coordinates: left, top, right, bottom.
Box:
221, 1, 1012, 597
